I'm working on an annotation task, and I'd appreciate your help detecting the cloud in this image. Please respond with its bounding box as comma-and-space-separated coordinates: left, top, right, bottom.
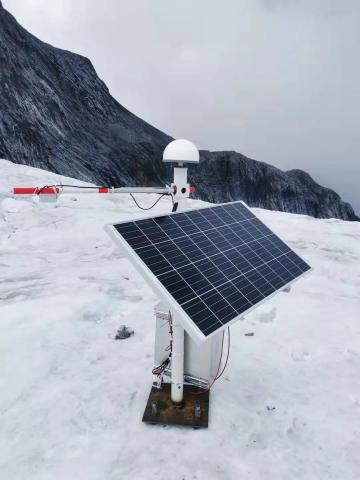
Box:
258, 0, 355, 16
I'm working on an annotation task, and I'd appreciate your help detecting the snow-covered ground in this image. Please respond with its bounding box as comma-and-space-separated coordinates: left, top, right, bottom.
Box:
0, 158, 359, 480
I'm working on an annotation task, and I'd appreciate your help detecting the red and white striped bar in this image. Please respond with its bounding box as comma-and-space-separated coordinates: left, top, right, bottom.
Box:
12, 186, 175, 195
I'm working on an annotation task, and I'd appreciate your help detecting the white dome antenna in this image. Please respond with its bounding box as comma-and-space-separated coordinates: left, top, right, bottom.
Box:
163, 139, 199, 165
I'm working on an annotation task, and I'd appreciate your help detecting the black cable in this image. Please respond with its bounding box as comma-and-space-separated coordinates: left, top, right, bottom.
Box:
57, 184, 104, 189
152, 355, 171, 375
36, 184, 171, 212
129, 193, 168, 211
215, 327, 230, 380
36, 184, 105, 195
36, 185, 52, 194
152, 316, 173, 378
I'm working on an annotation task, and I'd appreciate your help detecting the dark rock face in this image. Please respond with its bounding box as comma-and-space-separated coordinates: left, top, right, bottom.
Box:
0, 3, 171, 188
0, 4, 358, 221
189, 153, 358, 220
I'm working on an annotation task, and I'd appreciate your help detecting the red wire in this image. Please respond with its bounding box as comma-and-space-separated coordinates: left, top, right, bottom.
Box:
192, 331, 225, 395
153, 316, 173, 377
165, 316, 173, 352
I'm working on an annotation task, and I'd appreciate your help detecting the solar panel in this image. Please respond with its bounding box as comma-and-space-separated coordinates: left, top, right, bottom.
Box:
106, 201, 311, 342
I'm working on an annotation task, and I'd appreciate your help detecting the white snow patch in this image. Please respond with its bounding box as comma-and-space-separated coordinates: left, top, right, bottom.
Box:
0, 159, 360, 480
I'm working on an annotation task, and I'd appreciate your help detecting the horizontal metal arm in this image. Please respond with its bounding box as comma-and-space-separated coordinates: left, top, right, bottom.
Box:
112, 186, 173, 194
12, 185, 173, 196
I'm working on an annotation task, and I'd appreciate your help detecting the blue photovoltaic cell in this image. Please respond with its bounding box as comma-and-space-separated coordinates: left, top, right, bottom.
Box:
113, 202, 310, 337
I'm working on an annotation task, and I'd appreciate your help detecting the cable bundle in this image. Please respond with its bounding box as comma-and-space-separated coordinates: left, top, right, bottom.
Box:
152, 355, 171, 376
152, 315, 173, 379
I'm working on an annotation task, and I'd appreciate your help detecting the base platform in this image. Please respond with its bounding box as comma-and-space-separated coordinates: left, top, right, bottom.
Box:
142, 383, 210, 428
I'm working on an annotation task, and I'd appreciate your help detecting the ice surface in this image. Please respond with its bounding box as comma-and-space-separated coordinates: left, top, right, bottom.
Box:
1, 159, 360, 479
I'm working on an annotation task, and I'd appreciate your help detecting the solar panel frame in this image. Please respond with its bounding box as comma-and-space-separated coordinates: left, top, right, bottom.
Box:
105, 200, 312, 344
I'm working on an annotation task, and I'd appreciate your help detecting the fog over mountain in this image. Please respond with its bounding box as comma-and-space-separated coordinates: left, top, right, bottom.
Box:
3, 0, 359, 214
0, 1, 358, 220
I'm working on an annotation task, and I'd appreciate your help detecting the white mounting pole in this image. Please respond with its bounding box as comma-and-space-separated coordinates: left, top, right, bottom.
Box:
172, 166, 190, 211
170, 164, 190, 403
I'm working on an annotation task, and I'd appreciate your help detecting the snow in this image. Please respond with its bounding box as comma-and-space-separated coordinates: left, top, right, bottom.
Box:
1, 158, 360, 480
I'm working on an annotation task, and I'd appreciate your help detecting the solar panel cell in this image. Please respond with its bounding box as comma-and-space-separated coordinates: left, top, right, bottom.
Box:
200, 209, 226, 227
154, 216, 184, 238
195, 258, 228, 287
210, 253, 241, 280
115, 223, 151, 249
176, 236, 208, 261
136, 247, 172, 275
155, 241, 189, 269
217, 283, 251, 314
232, 274, 265, 304
179, 265, 212, 295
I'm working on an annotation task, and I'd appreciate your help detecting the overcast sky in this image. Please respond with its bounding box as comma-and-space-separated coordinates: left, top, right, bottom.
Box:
4, 0, 360, 213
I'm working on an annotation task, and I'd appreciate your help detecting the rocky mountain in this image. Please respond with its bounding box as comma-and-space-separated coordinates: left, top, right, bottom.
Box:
0, 2, 358, 221
190, 154, 358, 221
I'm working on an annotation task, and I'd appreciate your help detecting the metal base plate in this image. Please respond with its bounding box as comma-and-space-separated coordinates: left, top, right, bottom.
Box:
142, 383, 209, 428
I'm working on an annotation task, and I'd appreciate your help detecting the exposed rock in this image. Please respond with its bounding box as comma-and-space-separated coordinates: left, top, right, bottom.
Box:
189, 153, 357, 220
0, 4, 358, 221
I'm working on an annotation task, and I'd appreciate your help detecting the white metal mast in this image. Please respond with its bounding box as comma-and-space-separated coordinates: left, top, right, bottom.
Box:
162, 139, 200, 404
